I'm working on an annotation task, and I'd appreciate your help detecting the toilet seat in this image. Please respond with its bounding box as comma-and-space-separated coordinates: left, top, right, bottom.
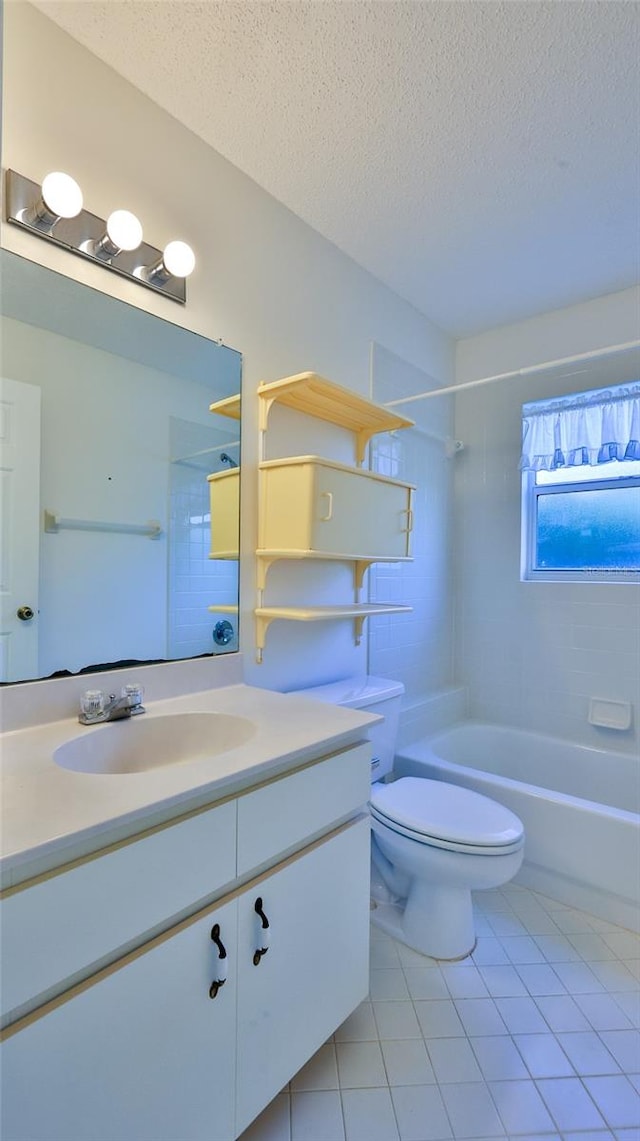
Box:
370, 777, 524, 856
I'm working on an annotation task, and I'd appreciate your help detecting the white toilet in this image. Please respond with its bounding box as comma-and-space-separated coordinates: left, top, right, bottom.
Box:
297, 676, 525, 960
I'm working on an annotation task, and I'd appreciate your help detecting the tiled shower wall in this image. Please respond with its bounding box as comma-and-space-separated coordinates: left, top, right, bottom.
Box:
453, 364, 640, 755
168, 418, 239, 659
368, 346, 458, 723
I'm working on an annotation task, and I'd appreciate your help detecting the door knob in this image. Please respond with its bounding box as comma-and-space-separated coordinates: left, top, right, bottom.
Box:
17, 606, 35, 621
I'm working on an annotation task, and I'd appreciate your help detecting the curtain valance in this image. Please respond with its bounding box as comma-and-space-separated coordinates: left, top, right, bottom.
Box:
520, 381, 640, 472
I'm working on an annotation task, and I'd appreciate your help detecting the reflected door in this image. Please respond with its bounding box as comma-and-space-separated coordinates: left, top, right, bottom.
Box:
0, 378, 41, 681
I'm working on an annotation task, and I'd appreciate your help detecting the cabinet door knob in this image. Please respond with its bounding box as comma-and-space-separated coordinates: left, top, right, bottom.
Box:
252, 897, 270, 966
209, 923, 228, 999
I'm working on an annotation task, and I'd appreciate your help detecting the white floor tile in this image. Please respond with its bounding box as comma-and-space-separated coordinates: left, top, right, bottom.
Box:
391, 1082, 452, 1140
494, 996, 549, 1034
513, 1033, 575, 1078
536, 1077, 606, 1131
582, 1075, 640, 1129
439, 1081, 505, 1138
370, 968, 411, 1002
533, 934, 583, 963
500, 936, 547, 965
516, 963, 567, 996
470, 1035, 529, 1081
599, 1030, 640, 1072
290, 1090, 345, 1141
486, 913, 530, 938
567, 933, 619, 961
556, 1031, 621, 1076
534, 995, 592, 1033
488, 1078, 556, 1134
404, 967, 450, 1001
588, 960, 640, 992
335, 1001, 379, 1041
478, 965, 528, 998
441, 966, 490, 1000
471, 938, 511, 967
602, 934, 640, 960
336, 1040, 388, 1088
381, 1039, 436, 1086
373, 1001, 423, 1040
553, 910, 598, 935
453, 998, 508, 1037
414, 999, 466, 1038
613, 991, 640, 1028
553, 962, 606, 994
280, 888, 640, 1141
290, 1043, 339, 1091
574, 993, 634, 1032
428, 1038, 484, 1084
342, 1088, 400, 1141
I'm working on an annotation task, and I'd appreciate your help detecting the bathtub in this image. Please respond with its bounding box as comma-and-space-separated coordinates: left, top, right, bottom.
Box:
395, 722, 640, 932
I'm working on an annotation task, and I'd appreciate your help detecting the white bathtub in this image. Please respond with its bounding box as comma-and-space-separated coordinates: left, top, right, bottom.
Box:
395, 722, 640, 932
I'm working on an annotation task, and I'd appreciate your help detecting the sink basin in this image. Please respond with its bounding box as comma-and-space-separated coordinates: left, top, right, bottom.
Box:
53, 712, 257, 775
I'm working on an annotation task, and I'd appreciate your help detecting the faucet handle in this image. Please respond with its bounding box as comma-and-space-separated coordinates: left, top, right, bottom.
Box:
80, 689, 105, 719
121, 682, 145, 711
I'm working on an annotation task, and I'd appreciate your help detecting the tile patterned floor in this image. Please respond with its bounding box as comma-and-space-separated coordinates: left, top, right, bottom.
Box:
239, 884, 640, 1141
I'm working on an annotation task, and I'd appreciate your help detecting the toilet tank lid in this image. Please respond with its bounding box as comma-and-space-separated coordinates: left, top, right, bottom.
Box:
293, 675, 404, 709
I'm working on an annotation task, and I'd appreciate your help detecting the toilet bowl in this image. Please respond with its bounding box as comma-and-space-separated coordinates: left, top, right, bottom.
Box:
294, 676, 525, 960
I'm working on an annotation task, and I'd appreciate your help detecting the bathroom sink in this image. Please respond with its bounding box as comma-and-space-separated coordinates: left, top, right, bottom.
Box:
53, 712, 257, 775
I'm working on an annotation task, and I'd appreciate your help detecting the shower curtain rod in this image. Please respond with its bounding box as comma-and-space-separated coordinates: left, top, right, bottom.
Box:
384, 339, 640, 409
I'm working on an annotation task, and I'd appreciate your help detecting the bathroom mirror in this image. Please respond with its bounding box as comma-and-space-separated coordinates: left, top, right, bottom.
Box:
0, 250, 242, 683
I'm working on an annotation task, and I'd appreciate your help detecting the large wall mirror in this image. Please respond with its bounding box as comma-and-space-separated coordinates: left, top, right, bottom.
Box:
1, 250, 242, 683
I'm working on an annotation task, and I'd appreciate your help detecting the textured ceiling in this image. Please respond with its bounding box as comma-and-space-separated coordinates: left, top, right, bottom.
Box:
32, 1, 640, 336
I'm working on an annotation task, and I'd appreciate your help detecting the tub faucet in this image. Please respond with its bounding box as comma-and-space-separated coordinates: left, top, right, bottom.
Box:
79, 684, 146, 725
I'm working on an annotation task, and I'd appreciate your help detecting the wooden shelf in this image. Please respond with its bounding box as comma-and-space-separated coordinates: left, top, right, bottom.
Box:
257, 372, 414, 464
254, 603, 412, 659
256, 550, 412, 591
209, 394, 241, 420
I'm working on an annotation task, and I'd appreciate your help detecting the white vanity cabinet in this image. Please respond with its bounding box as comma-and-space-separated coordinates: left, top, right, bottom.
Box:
0, 741, 371, 1141
1, 897, 239, 1141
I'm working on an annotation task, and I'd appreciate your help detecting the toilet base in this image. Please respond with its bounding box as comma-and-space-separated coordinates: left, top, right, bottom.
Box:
370, 881, 477, 961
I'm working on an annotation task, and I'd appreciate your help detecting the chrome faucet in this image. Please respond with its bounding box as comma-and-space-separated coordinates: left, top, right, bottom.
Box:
79, 684, 146, 725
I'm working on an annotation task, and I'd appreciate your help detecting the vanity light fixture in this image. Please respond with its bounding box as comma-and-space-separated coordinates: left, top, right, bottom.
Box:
5, 169, 194, 304
143, 239, 196, 284
23, 171, 84, 230
91, 209, 144, 261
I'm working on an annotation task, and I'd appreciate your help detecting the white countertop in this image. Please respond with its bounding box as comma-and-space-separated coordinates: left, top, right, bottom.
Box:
0, 682, 376, 886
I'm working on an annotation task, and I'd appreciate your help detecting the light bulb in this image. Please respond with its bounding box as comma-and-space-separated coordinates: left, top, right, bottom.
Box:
41, 172, 83, 220
162, 240, 195, 278
106, 209, 143, 252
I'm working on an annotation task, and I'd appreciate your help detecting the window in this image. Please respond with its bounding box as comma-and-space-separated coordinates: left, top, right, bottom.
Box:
520, 382, 640, 582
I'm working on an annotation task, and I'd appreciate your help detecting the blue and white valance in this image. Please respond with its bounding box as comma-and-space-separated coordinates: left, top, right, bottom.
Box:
520, 381, 640, 472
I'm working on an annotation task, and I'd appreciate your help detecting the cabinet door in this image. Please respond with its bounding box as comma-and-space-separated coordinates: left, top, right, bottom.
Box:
309, 464, 412, 557
1, 899, 237, 1141
235, 817, 370, 1135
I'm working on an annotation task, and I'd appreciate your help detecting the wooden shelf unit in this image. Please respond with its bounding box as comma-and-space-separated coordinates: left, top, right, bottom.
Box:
256, 372, 414, 465
255, 604, 413, 655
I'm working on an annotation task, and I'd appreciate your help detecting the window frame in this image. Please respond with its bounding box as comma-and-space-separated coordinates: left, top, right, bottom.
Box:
521, 468, 640, 583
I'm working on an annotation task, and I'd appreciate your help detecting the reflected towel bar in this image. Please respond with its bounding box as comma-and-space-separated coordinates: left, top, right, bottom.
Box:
44, 510, 162, 539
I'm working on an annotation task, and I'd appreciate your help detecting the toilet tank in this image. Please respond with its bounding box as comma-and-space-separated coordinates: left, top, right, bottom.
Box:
293, 676, 404, 781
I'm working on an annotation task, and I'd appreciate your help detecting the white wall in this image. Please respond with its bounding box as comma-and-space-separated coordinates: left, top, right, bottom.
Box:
453, 291, 640, 753
1, 3, 453, 693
